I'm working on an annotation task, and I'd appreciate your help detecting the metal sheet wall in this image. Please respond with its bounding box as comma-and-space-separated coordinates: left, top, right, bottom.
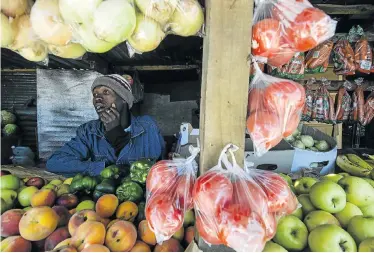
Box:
1, 70, 38, 152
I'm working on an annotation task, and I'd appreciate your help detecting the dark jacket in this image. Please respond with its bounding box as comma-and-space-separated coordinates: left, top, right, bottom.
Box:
46, 115, 165, 177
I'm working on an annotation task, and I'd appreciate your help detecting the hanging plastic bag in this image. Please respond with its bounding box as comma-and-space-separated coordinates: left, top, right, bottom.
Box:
354, 27, 372, 74
302, 78, 316, 122
354, 78, 365, 124
247, 62, 305, 156
268, 52, 305, 80
361, 87, 374, 126
145, 146, 199, 243
251, 0, 337, 67
305, 40, 333, 73
333, 38, 355, 75
250, 61, 265, 81
335, 81, 352, 121
312, 78, 330, 121
193, 145, 271, 252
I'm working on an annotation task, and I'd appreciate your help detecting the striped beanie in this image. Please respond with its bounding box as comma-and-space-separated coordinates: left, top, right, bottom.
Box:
92, 74, 135, 109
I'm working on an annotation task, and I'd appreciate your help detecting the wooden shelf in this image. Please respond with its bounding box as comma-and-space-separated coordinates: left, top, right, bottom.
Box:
301, 67, 345, 81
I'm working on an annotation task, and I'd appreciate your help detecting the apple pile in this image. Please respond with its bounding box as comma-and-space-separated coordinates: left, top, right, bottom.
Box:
265, 172, 374, 252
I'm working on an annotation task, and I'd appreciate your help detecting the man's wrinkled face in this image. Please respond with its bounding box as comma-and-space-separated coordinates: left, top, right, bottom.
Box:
92, 86, 125, 114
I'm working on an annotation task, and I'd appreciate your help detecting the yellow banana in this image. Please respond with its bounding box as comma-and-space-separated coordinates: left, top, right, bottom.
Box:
365, 159, 374, 167
336, 155, 371, 177
363, 153, 374, 161
346, 154, 373, 171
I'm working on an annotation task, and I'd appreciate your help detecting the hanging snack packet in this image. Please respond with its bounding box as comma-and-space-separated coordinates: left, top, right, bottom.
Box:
247, 62, 305, 156
305, 40, 334, 73
312, 78, 330, 121
354, 78, 365, 124
145, 146, 199, 243
361, 87, 374, 126
333, 38, 355, 75
354, 29, 372, 74
335, 81, 352, 121
302, 78, 316, 121
268, 52, 305, 80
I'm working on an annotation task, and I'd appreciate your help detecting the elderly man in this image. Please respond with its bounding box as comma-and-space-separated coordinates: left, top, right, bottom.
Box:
46, 74, 164, 177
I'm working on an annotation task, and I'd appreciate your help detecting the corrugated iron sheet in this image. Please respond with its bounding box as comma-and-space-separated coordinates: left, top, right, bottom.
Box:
1, 70, 38, 152
37, 69, 101, 161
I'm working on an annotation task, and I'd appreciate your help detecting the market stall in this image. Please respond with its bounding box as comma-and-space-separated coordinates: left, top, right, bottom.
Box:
1, 0, 374, 252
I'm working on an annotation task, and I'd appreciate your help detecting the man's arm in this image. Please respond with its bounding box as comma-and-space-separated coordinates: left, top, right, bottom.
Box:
46, 126, 105, 176
146, 119, 165, 160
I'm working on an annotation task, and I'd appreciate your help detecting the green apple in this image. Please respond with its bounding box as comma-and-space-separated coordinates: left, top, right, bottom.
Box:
338, 176, 374, 207
358, 238, 374, 252
279, 173, 292, 186
0, 189, 17, 207
172, 226, 184, 241
291, 207, 303, 220
309, 181, 346, 213
273, 215, 308, 251
334, 202, 363, 228
49, 179, 63, 186
308, 224, 357, 252
263, 241, 288, 252
321, 174, 344, 183
347, 216, 374, 244
76, 200, 95, 212
371, 169, 374, 180
0, 175, 20, 190
23, 206, 32, 211
42, 184, 56, 190
297, 194, 316, 215
363, 178, 374, 188
303, 210, 340, 232
183, 209, 195, 227
294, 177, 318, 195
339, 172, 351, 177
1, 198, 11, 214
18, 186, 38, 207
360, 204, 374, 218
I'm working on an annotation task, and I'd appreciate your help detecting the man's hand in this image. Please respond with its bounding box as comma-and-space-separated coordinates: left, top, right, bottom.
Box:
100, 103, 121, 131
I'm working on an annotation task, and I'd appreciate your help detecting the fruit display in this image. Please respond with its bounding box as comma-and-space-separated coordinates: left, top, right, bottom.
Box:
284, 126, 331, 152
0, 170, 195, 252
0, 0, 205, 62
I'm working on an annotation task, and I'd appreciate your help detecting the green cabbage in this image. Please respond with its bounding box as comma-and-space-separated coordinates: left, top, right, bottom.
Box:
3, 124, 19, 136
315, 140, 330, 152
284, 135, 295, 143
293, 140, 305, 149
292, 129, 300, 137
309, 147, 318, 152
300, 135, 314, 147
1, 111, 16, 126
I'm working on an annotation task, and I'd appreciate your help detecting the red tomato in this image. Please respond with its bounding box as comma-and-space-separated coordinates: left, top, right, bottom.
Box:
246, 110, 282, 152
287, 8, 331, 52
175, 175, 194, 210
267, 37, 296, 67
195, 214, 221, 245
263, 81, 305, 113
145, 193, 183, 238
231, 180, 268, 216
282, 111, 301, 138
262, 212, 277, 240
248, 88, 265, 115
254, 172, 291, 213
252, 19, 282, 58
218, 204, 266, 252
192, 171, 233, 215
146, 162, 178, 194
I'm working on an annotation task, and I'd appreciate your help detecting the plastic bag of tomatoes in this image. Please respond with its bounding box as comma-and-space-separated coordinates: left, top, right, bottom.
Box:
145, 146, 199, 243
193, 144, 276, 251
251, 0, 337, 67
247, 62, 305, 156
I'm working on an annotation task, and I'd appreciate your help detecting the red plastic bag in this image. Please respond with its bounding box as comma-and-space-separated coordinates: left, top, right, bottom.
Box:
247, 63, 305, 156
362, 87, 374, 126
251, 0, 336, 66
335, 81, 352, 121
145, 146, 199, 243
354, 34, 372, 74
354, 78, 365, 124
193, 145, 271, 251
302, 78, 316, 121
305, 40, 334, 73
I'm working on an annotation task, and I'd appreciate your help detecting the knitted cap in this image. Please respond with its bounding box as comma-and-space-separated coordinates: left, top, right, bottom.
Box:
92, 74, 135, 109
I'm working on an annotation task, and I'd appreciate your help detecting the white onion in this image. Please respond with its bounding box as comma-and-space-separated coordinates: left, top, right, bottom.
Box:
59, 0, 102, 24
30, 0, 72, 46
93, 0, 136, 43
135, 0, 178, 25
1, 0, 28, 18
1, 13, 15, 47
48, 43, 86, 59
168, 0, 204, 36
18, 41, 48, 62
75, 23, 117, 53
128, 13, 165, 53
8, 15, 37, 50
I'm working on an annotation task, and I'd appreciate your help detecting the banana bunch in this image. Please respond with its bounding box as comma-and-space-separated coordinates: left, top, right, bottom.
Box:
336, 154, 373, 177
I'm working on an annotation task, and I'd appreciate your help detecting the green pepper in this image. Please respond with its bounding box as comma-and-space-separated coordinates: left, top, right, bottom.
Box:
121, 176, 132, 184
96, 179, 116, 193
129, 159, 154, 185
136, 201, 146, 224
82, 176, 98, 192
116, 181, 144, 203
100, 165, 119, 179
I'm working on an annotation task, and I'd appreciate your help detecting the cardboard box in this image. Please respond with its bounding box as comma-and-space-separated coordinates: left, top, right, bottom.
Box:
244, 139, 295, 174
291, 124, 337, 175
302, 121, 343, 149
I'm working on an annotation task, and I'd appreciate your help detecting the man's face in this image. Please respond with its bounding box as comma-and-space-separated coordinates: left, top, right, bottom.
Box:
92, 86, 125, 114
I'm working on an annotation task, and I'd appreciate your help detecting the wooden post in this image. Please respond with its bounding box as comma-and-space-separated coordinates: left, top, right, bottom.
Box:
199, 0, 254, 172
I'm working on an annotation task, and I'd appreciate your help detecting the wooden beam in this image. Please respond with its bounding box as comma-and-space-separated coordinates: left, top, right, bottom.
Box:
315, 4, 374, 15
199, 0, 253, 172
114, 64, 199, 71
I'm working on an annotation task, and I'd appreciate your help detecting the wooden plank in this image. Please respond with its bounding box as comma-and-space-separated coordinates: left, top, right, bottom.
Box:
199, 0, 253, 173
114, 64, 199, 71
315, 4, 374, 15
301, 67, 345, 81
